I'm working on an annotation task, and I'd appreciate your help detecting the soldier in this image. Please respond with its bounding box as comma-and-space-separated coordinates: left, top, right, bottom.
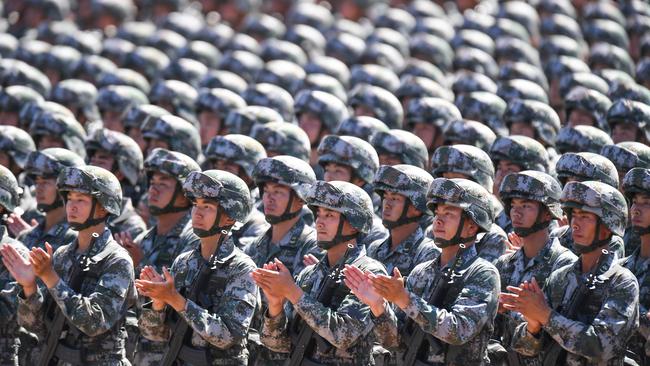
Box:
345, 177, 500, 365
49, 79, 100, 128
86, 128, 147, 238
252, 180, 393, 365
223, 106, 283, 136
442, 119, 497, 153
404, 97, 461, 156
28, 111, 87, 159
503, 99, 561, 160
349, 84, 404, 129
336, 116, 389, 143
0, 86, 43, 127
250, 122, 311, 163
141, 114, 202, 160
493, 171, 577, 364
123, 104, 170, 154
620, 168, 650, 364
555, 125, 614, 155
370, 129, 429, 170
149, 79, 198, 126
601, 141, 650, 190
0, 165, 29, 366
563, 87, 612, 132
96, 85, 149, 133
136, 169, 259, 365
607, 99, 650, 145
196, 88, 247, 149
504, 180, 639, 365
2, 165, 137, 365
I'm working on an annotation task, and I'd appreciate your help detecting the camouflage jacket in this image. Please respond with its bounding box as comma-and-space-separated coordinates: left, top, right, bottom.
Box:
108, 197, 147, 239
17, 228, 137, 364
620, 246, 650, 362
135, 212, 197, 274
0, 226, 28, 366
139, 236, 259, 365
494, 238, 577, 350
261, 244, 393, 365
358, 215, 389, 249
17, 219, 77, 251
367, 226, 439, 277
373, 244, 500, 365
231, 208, 270, 250
624, 228, 640, 257
552, 225, 625, 258
511, 248, 639, 365
426, 223, 508, 264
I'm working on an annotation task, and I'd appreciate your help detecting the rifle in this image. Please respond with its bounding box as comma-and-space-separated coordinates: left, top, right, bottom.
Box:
287, 244, 354, 366
542, 249, 610, 366
402, 244, 469, 366
160, 244, 224, 366
39, 232, 100, 366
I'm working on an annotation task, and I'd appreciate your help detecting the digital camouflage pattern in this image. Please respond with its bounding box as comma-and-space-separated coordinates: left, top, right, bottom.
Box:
250, 122, 311, 162
242, 83, 294, 122
499, 171, 564, 219
123, 104, 170, 131
431, 144, 496, 193
426, 177, 493, 232
304, 180, 374, 234
50, 79, 100, 122
489, 135, 549, 173
17, 229, 137, 364
511, 251, 639, 365
454, 91, 508, 137
373, 164, 433, 213
620, 245, 650, 364
606, 99, 650, 140
96, 84, 148, 115
443, 119, 497, 152
317, 135, 379, 184
335, 116, 389, 142
561, 180, 628, 237
0, 85, 43, 113
141, 114, 202, 160
555, 152, 619, 188
261, 243, 391, 365
503, 99, 561, 147
564, 86, 612, 132
139, 236, 258, 365
196, 87, 247, 120
86, 128, 144, 186
404, 97, 461, 130
183, 170, 252, 223
395, 76, 454, 103
18, 218, 77, 252
372, 244, 500, 365
223, 106, 283, 136
148, 79, 198, 123
349, 83, 404, 129
294, 90, 349, 133
204, 134, 267, 178
107, 196, 147, 240
24, 148, 85, 179
28, 112, 87, 159
0, 125, 36, 169
367, 226, 438, 277
371, 129, 428, 169
0, 164, 22, 212
144, 148, 201, 184
253, 155, 316, 198
555, 125, 614, 154
57, 165, 123, 217
601, 142, 650, 180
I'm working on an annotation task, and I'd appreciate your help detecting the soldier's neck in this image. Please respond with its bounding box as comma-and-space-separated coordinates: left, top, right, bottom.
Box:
327, 239, 356, 266
77, 223, 106, 253
521, 230, 550, 259
581, 245, 608, 273
440, 242, 471, 268
155, 210, 188, 235
389, 222, 420, 251
640, 234, 650, 259
270, 215, 301, 245
200, 234, 224, 260
44, 206, 66, 232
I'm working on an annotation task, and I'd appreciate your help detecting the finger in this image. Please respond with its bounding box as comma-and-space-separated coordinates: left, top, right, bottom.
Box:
162, 267, 173, 282
274, 258, 289, 272
30, 219, 38, 227
393, 267, 403, 279
531, 278, 542, 292
45, 242, 53, 257
506, 285, 525, 294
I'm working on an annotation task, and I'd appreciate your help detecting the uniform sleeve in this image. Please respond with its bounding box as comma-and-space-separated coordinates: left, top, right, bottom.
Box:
260, 307, 292, 353
540, 274, 639, 363
178, 261, 258, 349
371, 302, 399, 349
510, 322, 545, 356
17, 285, 46, 337
139, 305, 170, 342
47, 255, 135, 337
476, 232, 508, 264
401, 264, 500, 346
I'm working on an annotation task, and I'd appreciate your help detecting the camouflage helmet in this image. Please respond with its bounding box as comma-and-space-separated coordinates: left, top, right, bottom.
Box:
405, 97, 461, 130
260, 39, 308, 66
218, 50, 264, 83
622, 168, 650, 201
29, 112, 87, 158
50, 79, 99, 122
350, 64, 400, 93
371, 129, 428, 169
601, 142, 650, 178
499, 170, 563, 219
431, 144, 495, 193
336, 116, 389, 142
242, 83, 295, 122
564, 87, 612, 132
123, 104, 170, 130
85, 129, 143, 186
250, 122, 311, 162
182, 169, 252, 223
141, 115, 201, 159
325, 32, 365, 67
305, 55, 351, 88
374, 164, 433, 213
498, 62, 549, 93
96, 68, 151, 95
558, 72, 609, 99
453, 47, 499, 81
426, 177, 492, 232
490, 135, 549, 173
304, 180, 374, 234
451, 70, 498, 95
162, 58, 208, 88
204, 134, 267, 178
149, 79, 198, 123
561, 180, 627, 237
394, 75, 454, 102
200, 70, 247, 95
224, 106, 283, 136
555, 152, 619, 188
348, 84, 403, 129
294, 90, 349, 133
24, 148, 85, 179
556, 126, 614, 154
606, 99, 650, 140
196, 88, 247, 121
503, 99, 561, 147
588, 43, 635, 77
443, 119, 497, 152
96, 85, 148, 116
0, 126, 36, 169
253, 155, 316, 200
317, 135, 379, 184
144, 148, 200, 186
57, 165, 122, 217
296, 73, 348, 104
497, 79, 549, 104
255, 60, 306, 94
409, 33, 453, 72
1, 60, 51, 96
0, 165, 22, 212
0, 85, 44, 113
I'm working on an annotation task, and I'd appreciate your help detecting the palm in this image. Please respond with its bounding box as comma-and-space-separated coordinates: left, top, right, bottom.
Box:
8, 257, 35, 287
352, 277, 382, 305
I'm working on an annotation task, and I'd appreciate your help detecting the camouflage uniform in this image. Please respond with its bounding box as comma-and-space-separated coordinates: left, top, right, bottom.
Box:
404, 97, 461, 144
511, 181, 639, 365
18, 166, 136, 365
373, 178, 500, 365
139, 170, 259, 365
0, 125, 38, 221
223, 106, 283, 136
261, 181, 393, 365
564, 87, 612, 132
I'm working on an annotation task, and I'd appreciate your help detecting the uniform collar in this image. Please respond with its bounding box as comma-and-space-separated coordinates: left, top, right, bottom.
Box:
318, 242, 365, 270
383, 226, 424, 255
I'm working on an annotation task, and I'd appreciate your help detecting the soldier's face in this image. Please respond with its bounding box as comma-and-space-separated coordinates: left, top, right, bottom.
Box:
378, 154, 403, 166
298, 112, 324, 145
102, 111, 125, 132
433, 204, 477, 241
199, 111, 223, 146
442, 172, 469, 180
262, 182, 301, 217
34, 176, 58, 206
65, 191, 107, 224
315, 207, 356, 242
191, 198, 235, 230
509, 122, 535, 139
410, 123, 439, 151
89, 150, 116, 173
145, 139, 170, 157
611, 123, 639, 144
382, 191, 416, 222
148, 173, 179, 209
570, 208, 608, 246
566, 109, 596, 128
353, 105, 376, 119
0, 111, 19, 126
510, 199, 549, 229
37, 136, 66, 150
210, 159, 241, 176
494, 161, 522, 198
323, 163, 353, 182
631, 193, 650, 230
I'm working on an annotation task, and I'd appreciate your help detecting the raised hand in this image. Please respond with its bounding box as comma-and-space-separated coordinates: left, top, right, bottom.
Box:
1, 243, 37, 296
251, 259, 303, 314
251, 261, 285, 313
506, 232, 523, 254
135, 267, 185, 312
115, 231, 143, 266
343, 264, 385, 317
370, 267, 410, 309
29, 243, 59, 288
302, 254, 319, 267
502, 278, 550, 334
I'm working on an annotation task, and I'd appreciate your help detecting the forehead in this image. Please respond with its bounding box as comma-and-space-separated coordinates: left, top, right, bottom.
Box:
316, 206, 340, 215
194, 197, 219, 206
571, 207, 597, 217
66, 191, 92, 200
263, 181, 290, 190
633, 192, 650, 200
324, 162, 351, 170
434, 203, 462, 213
151, 172, 176, 181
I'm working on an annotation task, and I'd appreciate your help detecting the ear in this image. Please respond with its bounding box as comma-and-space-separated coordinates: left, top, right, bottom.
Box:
464, 219, 479, 237
350, 176, 366, 187
541, 206, 552, 222
292, 196, 305, 211
598, 224, 612, 241
342, 219, 359, 236
95, 203, 109, 218
407, 203, 422, 218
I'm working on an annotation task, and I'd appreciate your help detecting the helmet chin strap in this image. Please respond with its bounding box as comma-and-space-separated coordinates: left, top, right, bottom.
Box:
265, 191, 302, 224
382, 200, 422, 229
572, 217, 612, 255
38, 194, 64, 213
193, 206, 233, 238
68, 198, 107, 231
512, 206, 551, 237
149, 182, 191, 216
435, 213, 477, 248
317, 216, 357, 250
633, 225, 650, 236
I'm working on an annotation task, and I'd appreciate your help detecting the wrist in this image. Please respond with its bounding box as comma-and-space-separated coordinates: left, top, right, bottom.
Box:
168, 292, 186, 312
394, 289, 411, 310
370, 300, 386, 317
539, 308, 552, 326
268, 301, 284, 318
286, 284, 304, 305
527, 321, 542, 335
22, 283, 37, 297
42, 271, 60, 289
